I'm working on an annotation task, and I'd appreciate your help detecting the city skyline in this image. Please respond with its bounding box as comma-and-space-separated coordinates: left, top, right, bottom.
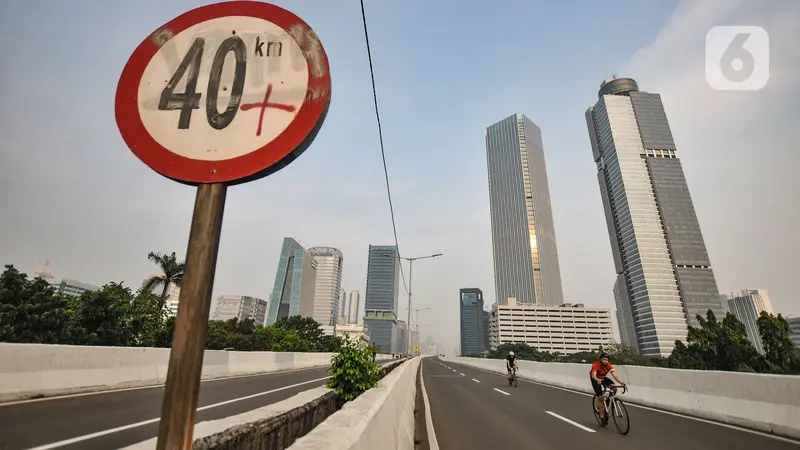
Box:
2, 1, 795, 355
586, 77, 723, 357
486, 114, 565, 307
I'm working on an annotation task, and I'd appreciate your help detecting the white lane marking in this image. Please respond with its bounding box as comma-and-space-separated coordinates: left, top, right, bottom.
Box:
25, 376, 331, 450
420, 359, 440, 450
459, 373, 465, 377
546, 411, 596, 433
472, 379, 480, 383
493, 388, 510, 396
441, 360, 800, 446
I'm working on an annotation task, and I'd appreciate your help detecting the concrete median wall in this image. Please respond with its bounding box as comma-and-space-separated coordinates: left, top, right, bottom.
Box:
443, 356, 800, 440
0, 342, 393, 402
289, 357, 421, 450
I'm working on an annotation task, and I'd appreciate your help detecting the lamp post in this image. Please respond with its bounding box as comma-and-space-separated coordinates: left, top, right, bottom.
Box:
402, 254, 441, 355
413, 307, 431, 354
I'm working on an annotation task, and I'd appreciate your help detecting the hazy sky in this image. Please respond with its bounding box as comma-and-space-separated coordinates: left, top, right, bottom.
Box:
1, 0, 797, 352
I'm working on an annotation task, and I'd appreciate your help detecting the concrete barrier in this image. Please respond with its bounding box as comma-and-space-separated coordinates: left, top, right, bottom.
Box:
443, 356, 800, 440
0, 342, 393, 402
289, 357, 421, 450
121, 359, 411, 449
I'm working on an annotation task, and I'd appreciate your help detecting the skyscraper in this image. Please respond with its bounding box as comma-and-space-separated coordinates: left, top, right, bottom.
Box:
585, 77, 723, 357
460, 288, 485, 355
348, 290, 361, 325
308, 247, 344, 327
339, 289, 348, 324
266, 238, 317, 325
722, 289, 774, 355
486, 114, 565, 306
363, 245, 401, 353
213, 295, 269, 325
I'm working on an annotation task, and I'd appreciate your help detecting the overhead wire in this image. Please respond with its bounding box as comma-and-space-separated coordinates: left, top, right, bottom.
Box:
358, 0, 409, 294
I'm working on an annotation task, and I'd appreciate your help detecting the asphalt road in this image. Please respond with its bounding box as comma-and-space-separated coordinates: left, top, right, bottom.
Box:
0, 360, 391, 450
423, 357, 800, 450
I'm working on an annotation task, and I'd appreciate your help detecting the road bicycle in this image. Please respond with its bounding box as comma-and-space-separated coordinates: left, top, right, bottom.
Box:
507, 367, 518, 388
592, 383, 629, 435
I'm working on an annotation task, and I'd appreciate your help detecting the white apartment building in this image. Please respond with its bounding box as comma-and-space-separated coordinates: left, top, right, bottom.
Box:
321, 323, 371, 347
722, 289, 774, 355
489, 299, 613, 354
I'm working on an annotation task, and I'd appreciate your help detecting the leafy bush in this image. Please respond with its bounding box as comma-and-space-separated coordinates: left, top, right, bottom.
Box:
327, 342, 384, 402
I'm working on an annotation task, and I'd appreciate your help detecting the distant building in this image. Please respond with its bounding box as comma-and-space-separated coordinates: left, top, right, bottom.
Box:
482, 309, 490, 351
141, 274, 181, 316
339, 289, 348, 324
460, 288, 486, 355
53, 278, 99, 298
34, 260, 98, 298
267, 238, 317, 325
348, 290, 361, 325
321, 323, 370, 347
363, 245, 402, 353
212, 295, 268, 325
308, 247, 344, 327
489, 299, 613, 354
787, 317, 800, 348
722, 289, 774, 354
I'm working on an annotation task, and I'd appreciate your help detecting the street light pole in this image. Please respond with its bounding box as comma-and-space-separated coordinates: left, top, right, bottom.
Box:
400, 253, 442, 356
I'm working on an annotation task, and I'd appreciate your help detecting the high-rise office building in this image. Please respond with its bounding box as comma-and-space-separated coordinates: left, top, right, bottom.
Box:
348, 290, 361, 325
787, 317, 800, 348
482, 309, 490, 351
141, 274, 181, 316
486, 114, 565, 306
339, 289, 348, 324
460, 288, 486, 355
585, 77, 723, 357
266, 238, 317, 325
213, 295, 269, 324
363, 245, 401, 353
722, 289, 774, 355
308, 247, 344, 327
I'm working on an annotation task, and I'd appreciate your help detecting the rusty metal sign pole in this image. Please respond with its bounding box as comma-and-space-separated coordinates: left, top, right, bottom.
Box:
156, 183, 227, 450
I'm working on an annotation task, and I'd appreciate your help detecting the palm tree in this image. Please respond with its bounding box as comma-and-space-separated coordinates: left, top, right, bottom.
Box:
143, 252, 185, 307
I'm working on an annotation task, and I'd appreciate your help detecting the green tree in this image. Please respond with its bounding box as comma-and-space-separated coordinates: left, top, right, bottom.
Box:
272, 330, 312, 352
668, 310, 766, 372
272, 315, 324, 345
327, 342, 383, 402
71, 283, 135, 346
0, 265, 74, 344
142, 252, 184, 307
757, 311, 796, 371
127, 289, 168, 347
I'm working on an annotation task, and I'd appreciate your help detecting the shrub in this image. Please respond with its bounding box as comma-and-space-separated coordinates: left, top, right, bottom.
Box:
327, 342, 384, 402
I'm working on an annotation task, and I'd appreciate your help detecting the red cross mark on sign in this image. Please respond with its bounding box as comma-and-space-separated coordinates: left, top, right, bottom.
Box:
239, 83, 297, 136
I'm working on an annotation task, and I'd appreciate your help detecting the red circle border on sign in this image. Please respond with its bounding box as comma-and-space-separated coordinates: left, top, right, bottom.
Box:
115, 1, 332, 185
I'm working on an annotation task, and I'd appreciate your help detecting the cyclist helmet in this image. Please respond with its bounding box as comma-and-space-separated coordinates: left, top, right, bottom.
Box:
508, 351, 515, 357
599, 352, 610, 360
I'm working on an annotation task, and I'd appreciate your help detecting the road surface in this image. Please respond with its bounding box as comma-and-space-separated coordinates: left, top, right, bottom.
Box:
0, 359, 389, 450
423, 357, 799, 450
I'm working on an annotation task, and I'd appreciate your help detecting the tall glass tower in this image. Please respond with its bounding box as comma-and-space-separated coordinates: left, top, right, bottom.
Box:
266, 238, 317, 325
585, 77, 723, 357
363, 245, 401, 353
486, 114, 564, 306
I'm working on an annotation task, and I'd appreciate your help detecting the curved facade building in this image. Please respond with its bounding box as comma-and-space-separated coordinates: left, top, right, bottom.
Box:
308, 247, 344, 326
586, 77, 723, 357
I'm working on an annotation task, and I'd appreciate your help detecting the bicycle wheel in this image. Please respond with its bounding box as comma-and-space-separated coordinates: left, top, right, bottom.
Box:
611, 398, 630, 435
513, 373, 518, 387
591, 396, 606, 426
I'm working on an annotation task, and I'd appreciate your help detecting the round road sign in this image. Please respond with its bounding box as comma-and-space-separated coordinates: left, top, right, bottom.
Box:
115, 1, 331, 185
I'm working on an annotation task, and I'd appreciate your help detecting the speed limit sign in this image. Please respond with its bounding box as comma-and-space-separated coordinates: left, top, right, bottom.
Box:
115, 1, 331, 185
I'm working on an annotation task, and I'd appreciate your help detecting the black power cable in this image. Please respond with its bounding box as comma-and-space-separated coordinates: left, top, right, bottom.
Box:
359, 0, 408, 293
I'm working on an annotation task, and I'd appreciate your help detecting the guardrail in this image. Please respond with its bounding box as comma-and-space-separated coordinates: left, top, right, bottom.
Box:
0, 342, 393, 402
443, 356, 800, 440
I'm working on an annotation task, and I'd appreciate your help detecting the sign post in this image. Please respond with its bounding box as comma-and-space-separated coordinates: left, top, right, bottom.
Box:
114, 2, 331, 448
